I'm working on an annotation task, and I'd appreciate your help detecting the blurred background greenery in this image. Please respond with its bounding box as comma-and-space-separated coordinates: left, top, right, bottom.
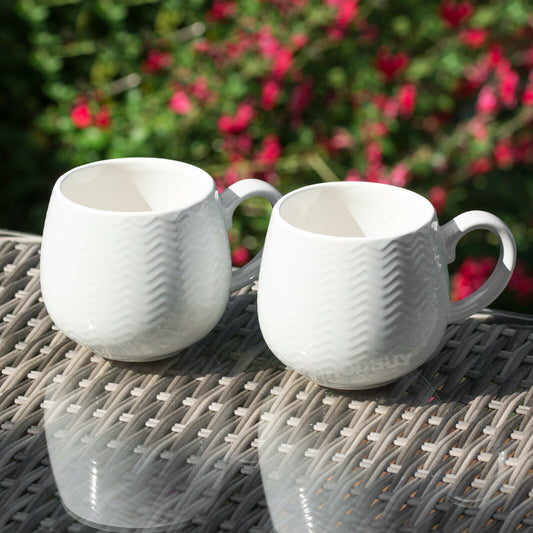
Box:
1, 0, 533, 313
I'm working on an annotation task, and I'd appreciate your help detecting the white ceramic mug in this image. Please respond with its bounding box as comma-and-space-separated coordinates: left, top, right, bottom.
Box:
257, 182, 516, 389
40, 157, 281, 361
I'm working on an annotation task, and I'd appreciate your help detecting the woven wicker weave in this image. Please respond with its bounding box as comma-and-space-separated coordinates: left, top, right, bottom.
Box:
1, 232, 533, 532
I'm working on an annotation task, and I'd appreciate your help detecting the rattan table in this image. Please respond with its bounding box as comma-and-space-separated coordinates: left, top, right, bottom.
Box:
2, 231, 533, 533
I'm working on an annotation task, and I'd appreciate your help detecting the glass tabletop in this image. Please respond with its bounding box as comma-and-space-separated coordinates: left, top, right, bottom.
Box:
2, 235, 533, 532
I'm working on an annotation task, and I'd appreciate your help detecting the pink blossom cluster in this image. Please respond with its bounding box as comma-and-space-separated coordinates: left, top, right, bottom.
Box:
70, 99, 111, 129
452, 256, 533, 304
168, 76, 215, 115
62, 0, 533, 291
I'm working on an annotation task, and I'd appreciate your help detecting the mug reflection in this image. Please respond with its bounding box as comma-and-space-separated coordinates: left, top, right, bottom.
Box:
43, 370, 224, 532
257, 373, 442, 533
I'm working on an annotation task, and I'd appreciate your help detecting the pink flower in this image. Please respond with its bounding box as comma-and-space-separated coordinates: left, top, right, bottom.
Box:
460, 28, 488, 49
226, 35, 251, 61
429, 186, 447, 214
256, 26, 280, 59
238, 134, 253, 153
487, 44, 504, 68
272, 46, 293, 78
234, 103, 255, 129
366, 164, 384, 183
261, 79, 281, 110
451, 256, 495, 301
193, 40, 210, 53
327, 0, 358, 40
326, 26, 345, 41
218, 103, 255, 135
463, 59, 491, 88
469, 157, 492, 175
328, 128, 353, 151
494, 139, 514, 169
345, 168, 362, 181
498, 66, 519, 108
142, 49, 172, 73
208, 0, 237, 21
291, 33, 308, 49
372, 94, 399, 119
389, 163, 410, 187
169, 90, 193, 115
439, 1, 473, 28
289, 77, 314, 116
256, 134, 282, 165
398, 83, 417, 117
375, 48, 409, 81
225, 165, 240, 186
366, 141, 382, 165
231, 246, 250, 267
190, 77, 210, 101
360, 121, 389, 139
70, 102, 92, 128
467, 117, 488, 140
218, 116, 233, 134
369, 122, 388, 137
336, 0, 358, 27
522, 84, 533, 106
223, 133, 253, 162
509, 262, 533, 303
476, 85, 499, 115
94, 107, 111, 129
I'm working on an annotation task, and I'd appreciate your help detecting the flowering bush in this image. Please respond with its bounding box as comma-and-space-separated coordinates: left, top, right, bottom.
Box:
17, 0, 533, 312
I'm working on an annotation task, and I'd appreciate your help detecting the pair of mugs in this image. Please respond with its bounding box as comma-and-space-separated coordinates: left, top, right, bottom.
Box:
40, 158, 516, 389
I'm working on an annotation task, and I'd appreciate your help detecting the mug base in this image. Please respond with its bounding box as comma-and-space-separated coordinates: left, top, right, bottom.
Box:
92, 349, 182, 363
59, 499, 190, 532
312, 376, 397, 391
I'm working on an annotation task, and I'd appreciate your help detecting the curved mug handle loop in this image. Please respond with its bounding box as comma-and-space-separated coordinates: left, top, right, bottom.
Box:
220, 179, 282, 292
440, 210, 516, 323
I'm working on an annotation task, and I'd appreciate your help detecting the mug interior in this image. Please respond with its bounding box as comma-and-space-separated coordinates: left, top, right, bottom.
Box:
279, 182, 435, 238
60, 158, 214, 213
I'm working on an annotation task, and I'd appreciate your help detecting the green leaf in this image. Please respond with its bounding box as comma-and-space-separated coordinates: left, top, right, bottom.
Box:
391, 16, 411, 37
470, 6, 498, 26
96, 0, 127, 22
406, 58, 434, 80
505, 0, 529, 26
17, 0, 49, 24
327, 67, 347, 89
298, 126, 315, 147
33, 48, 63, 73
46, 82, 77, 102
440, 50, 463, 78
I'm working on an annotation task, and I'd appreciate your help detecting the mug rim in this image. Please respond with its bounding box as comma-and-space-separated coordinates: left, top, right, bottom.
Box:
274, 181, 437, 241
55, 157, 216, 216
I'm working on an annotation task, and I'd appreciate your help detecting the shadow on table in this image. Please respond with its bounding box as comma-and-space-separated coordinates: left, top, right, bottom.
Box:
3, 287, 533, 532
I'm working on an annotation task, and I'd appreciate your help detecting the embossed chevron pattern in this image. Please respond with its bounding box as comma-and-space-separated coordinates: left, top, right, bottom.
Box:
40, 193, 231, 361
258, 217, 450, 389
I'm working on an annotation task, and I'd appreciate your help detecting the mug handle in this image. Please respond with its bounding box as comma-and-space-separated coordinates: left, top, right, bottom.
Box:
440, 210, 517, 323
220, 179, 282, 292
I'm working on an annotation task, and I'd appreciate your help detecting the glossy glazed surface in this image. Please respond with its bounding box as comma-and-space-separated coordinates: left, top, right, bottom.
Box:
41, 158, 281, 361
258, 182, 516, 389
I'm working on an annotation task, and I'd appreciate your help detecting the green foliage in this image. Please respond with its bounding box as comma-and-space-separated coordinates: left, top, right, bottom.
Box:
3, 0, 533, 312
